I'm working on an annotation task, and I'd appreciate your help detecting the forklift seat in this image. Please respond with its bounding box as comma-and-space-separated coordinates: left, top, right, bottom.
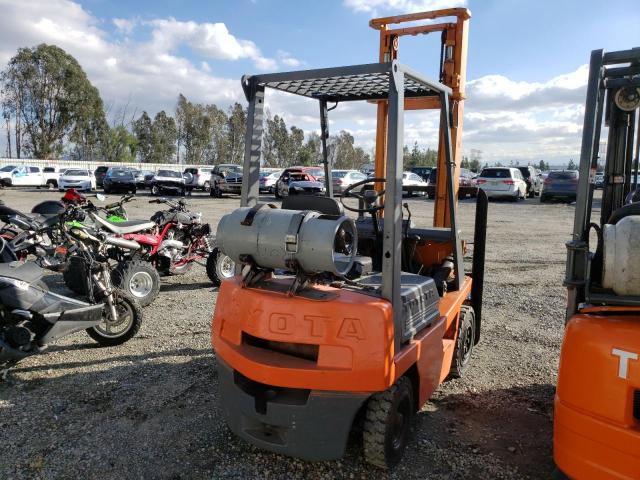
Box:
281, 196, 344, 216
409, 227, 455, 243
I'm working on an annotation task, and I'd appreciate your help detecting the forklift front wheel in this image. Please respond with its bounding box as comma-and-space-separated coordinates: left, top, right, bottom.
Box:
363, 376, 414, 469
448, 305, 476, 379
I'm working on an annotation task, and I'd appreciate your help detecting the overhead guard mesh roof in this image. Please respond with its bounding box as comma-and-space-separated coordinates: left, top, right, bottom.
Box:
246, 62, 450, 103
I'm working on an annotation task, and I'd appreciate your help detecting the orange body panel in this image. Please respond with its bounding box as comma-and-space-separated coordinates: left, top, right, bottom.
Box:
212, 276, 471, 401
554, 312, 640, 479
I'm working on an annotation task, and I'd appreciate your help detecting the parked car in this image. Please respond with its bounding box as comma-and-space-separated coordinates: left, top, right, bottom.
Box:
458, 168, 478, 198
136, 170, 155, 189
209, 164, 242, 197
103, 168, 137, 194
129, 169, 146, 189
0, 165, 55, 188
150, 170, 186, 196
184, 167, 214, 192
595, 171, 605, 189
402, 171, 428, 196
517, 166, 542, 198
58, 169, 96, 192
540, 170, 579, 202
94, 166, 109, 187
143, 170, 157, 188
475, 167, 527, 200
331, 169, 368, 195
279, 171, 325, 197
360, 164, 375, 176
274, 167, 318, 198
409, 166, 433, 182
42, 167, 60, 189
259, 170, 282, 193
425, 168, 478, 199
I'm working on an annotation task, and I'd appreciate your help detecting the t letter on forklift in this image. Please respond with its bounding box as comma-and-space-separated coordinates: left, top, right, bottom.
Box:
612, 348, 638, 379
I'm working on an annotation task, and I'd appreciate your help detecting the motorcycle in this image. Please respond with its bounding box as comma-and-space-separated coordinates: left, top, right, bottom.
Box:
0, 210, 143, 379
61, 202, 160, 308
125, 197, 214, 275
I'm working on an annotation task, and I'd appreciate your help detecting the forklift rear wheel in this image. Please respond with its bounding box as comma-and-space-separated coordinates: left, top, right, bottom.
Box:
363, 376, 414, 469
448, 305, 475, 379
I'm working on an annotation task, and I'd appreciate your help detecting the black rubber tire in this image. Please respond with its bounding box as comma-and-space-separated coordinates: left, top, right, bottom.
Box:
86, 289, 142, 346
46, 180, 57, 190
206, 248, 235, 286
527, 187, 535, 198
151, 185, 159, 196
363, 376, 414, 469
103, 186, 110, 194
540, 194, 548, 203
204, 181, 211, 192
448, 305, 475, 379
111, 259, 160, 307
180, 187, 186, 196
63, 256, 90, 294
274, 185, 281, 199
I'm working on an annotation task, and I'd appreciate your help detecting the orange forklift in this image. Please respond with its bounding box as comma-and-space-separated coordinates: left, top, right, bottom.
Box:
555, 48, 640, 478
211, 8, 487, 468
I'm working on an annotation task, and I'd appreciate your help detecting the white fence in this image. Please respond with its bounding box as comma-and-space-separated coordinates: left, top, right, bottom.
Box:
0, 158, 210, 172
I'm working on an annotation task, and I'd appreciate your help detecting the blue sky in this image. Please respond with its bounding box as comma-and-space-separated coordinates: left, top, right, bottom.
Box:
0, 0, 639, 163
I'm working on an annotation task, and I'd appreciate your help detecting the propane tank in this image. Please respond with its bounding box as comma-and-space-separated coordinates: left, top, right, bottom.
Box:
216, 207, 356, 276
602, 215, 640, 295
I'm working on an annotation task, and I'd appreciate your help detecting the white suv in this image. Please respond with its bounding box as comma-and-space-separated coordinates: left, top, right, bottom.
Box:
183, 167, 214, 192
475, 167, 527, 200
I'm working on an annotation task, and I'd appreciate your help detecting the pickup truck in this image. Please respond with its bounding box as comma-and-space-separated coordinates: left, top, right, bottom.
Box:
209, 164, 242, 197
0, 165, 60, 189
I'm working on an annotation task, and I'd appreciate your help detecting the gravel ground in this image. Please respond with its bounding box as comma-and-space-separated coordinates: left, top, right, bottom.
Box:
0, 187, 588, 479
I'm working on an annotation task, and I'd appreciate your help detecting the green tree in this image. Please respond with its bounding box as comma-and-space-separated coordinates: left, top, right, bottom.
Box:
70, 91, 107, 161
298, 132, 321, 166
227, 102, 246, 164
331, 131, 368, 169
1, 44, 106, 159
133, 111, 153, 162
205, 104, 228, 164
150, 111, 177, 163
100, 125, 137, 162
538, 160, 549, 171
176, 95, 212, 164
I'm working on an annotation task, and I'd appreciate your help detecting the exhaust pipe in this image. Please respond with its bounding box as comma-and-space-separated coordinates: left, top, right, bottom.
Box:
105, 236, 140, 250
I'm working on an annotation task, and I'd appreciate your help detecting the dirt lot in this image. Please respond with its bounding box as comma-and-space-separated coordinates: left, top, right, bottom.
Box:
0, 187, 584, 479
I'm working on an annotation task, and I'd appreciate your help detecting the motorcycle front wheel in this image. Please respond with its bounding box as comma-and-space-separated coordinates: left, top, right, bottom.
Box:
86, 289, 142, 346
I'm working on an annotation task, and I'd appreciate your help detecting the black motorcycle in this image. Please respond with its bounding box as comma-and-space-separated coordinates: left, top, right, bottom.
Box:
0, 209, 143, 379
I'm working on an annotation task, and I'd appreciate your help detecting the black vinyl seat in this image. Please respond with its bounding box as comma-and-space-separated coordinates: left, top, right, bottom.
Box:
281, 196, 344, 216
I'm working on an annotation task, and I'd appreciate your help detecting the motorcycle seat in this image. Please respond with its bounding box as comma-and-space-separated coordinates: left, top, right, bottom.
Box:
0, 261, 43, 284
92, 215, 156, 234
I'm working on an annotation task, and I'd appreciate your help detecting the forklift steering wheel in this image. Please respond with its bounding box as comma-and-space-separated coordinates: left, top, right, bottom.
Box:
340, 177, 386, 214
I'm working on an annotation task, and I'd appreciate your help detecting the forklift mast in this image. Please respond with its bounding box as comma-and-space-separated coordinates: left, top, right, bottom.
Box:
370, 8, 470, 228
565, 48, 640, 319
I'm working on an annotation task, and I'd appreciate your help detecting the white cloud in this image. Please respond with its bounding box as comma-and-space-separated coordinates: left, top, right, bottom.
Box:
113, 18, 136, 35
277, 50, 303, 68
146, 18, 275, 70
344, 0, 466, 14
